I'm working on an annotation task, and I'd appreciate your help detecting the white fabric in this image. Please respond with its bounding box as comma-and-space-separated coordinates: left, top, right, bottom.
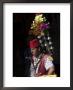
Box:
44, 57, 54, 70
35, 62, 40, 74
30, 63, 35, 77
30, 57, 40, 77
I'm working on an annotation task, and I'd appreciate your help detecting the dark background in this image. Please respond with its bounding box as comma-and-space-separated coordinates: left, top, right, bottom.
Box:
0, 0, 72, 89
13, 13, 60, 77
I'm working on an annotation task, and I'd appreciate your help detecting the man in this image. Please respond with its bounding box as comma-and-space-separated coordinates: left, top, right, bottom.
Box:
29, 38, 55, 77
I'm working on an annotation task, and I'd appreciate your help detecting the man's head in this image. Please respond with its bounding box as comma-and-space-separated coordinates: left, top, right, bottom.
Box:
29, 39, 40, 56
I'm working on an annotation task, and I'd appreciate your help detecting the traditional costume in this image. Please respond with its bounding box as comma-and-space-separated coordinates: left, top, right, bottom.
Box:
29, 39, 55, 77
28, 14, 57, 77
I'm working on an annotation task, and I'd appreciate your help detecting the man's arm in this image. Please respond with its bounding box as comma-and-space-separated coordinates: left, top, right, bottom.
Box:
47, 66, 55, 75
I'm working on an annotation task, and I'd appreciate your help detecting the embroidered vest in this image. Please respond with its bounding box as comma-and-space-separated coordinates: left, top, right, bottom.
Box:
38, 55, 48, 75
32, 55, 49, 76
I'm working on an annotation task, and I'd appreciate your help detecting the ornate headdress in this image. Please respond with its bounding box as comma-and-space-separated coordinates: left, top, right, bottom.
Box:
29, 13, 54, 55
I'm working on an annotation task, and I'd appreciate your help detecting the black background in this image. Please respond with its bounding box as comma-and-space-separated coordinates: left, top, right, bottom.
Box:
13, 13, 60, 77
0, 0, 72, 88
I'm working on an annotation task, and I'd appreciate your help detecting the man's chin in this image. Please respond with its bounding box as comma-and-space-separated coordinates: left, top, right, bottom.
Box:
32, 53, 36, 56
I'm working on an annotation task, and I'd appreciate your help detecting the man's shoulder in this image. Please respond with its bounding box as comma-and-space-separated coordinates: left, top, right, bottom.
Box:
42, 54, 53, 61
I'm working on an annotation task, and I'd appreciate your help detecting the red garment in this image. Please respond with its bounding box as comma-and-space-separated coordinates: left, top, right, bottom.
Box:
29, 39, 39, 48
32, 55, 49, 76
38, 55, 48, 75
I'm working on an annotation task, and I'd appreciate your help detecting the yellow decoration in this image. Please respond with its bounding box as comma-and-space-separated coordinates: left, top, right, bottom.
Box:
47, 56, 53, 61
34, 14, 44, 23
29, 14, 47, 36
40, 74, 57, 77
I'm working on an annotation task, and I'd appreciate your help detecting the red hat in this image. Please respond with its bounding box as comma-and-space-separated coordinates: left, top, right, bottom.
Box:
29, 39, 39, 48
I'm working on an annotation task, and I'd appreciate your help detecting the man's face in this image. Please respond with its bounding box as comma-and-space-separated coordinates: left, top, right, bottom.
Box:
30, 47, 39, 56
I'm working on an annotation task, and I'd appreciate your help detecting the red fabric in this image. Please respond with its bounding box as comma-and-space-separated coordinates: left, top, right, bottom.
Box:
38, 56, 46, 75
32, 55, 48, 76
38, 55, 49, 75
29, 39, 39, 48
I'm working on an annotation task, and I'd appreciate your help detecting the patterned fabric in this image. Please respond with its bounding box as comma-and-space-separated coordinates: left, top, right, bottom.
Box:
30, 54, 54, 77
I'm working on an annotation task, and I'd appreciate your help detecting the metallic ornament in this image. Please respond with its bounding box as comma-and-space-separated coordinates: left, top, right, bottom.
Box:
49, 41, 52, 45
37, 35, 41, 39
39, 40, 42, 43
45, 43, 47, 46
48, 37, 51, 40
50, 46, 53, 50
